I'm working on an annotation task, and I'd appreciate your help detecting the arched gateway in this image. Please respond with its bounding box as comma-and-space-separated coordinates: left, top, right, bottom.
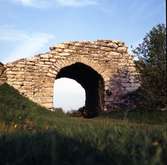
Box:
0, 40, 140, 114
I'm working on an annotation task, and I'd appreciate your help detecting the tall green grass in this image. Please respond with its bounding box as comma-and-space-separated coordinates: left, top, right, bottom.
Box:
0, 83, 167, 165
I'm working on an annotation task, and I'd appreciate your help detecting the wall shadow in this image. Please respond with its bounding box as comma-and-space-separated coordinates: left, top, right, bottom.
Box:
105, 68, 140, 111
0, 130, 114, 165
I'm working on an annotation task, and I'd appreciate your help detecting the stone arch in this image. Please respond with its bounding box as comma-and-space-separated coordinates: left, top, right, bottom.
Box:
47, 56, 106, 79
1, 40, 140, 113
55, 62, 104, 116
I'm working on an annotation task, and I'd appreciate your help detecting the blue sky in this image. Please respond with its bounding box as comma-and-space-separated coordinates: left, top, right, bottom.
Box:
0, 0, 165, 111
0, 0, 165, 63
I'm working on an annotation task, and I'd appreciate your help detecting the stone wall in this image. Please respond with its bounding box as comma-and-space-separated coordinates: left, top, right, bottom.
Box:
0, 40, 140, 112
0, 62, 6, 85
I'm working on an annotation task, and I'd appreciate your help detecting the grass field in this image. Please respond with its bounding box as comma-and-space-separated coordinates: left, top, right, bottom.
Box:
0, 83, 167, 165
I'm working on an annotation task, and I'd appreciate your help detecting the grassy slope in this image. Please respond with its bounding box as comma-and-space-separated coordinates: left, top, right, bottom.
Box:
0, 83, 167, 165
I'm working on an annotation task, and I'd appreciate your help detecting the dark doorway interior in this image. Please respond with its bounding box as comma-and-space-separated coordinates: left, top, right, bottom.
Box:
56, 62, 104, 117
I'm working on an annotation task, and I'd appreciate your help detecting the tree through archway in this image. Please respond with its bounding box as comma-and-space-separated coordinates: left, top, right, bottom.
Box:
55, 62, 104, 117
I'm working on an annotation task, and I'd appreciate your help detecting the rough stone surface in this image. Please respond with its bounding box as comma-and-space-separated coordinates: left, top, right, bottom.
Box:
0, 40, 140, 112
0, 62, 6, 85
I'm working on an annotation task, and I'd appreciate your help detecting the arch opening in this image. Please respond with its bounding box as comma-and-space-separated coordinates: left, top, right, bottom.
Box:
55, 62, 104, 117
53, 78, 86, 113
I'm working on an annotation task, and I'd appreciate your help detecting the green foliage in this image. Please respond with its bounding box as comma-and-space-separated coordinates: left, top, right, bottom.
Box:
99, 109, 167, 124
0, 83, 46, 127
133, 24, 167, 110
0, 127, 167, 165
0, 83, 167, 164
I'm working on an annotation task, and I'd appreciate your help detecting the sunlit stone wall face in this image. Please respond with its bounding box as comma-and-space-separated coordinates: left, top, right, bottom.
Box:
0, 40, 140, 112
0, 63, 6, 85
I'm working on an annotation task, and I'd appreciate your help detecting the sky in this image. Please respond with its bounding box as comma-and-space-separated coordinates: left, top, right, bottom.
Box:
0, 0, 165, 111
54, 78, 85, 112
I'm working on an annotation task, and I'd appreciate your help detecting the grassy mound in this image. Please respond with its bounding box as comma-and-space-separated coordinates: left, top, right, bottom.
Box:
0, 83, 167, 165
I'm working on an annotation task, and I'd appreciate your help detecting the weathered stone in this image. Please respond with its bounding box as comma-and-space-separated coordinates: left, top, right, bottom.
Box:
107, 42, 118, 48
107, 52, 120, 56
59, 52, 71, 56
0, 63, 7, 85
0, 40, 140, 112
117, 46, 128, 53
56, 43, 68, 49
100, 46, 112, 51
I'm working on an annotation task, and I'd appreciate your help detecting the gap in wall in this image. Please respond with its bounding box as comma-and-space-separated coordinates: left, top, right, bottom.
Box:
53, 78, 86, 113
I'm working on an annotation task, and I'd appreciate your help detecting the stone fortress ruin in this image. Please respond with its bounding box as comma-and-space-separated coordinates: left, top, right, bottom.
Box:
0, 40, 140, 115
